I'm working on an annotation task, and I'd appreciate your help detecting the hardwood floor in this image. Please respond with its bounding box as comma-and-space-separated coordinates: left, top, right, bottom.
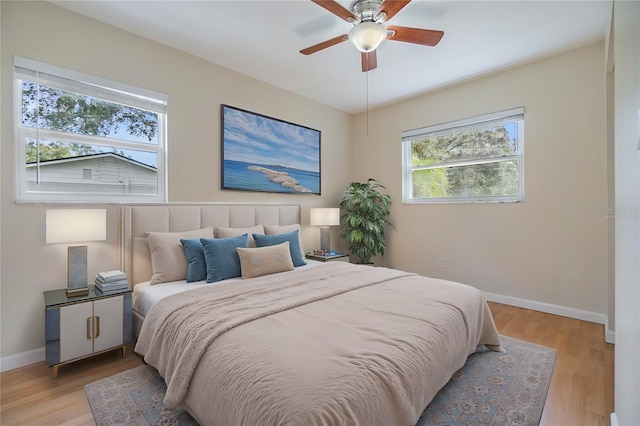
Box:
1, 303, 614, 425
1, 348, 144, 425
489, 302, 615, 426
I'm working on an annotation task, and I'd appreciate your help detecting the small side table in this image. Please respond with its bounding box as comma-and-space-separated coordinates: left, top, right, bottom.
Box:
44, 285, 132, 377
305, 251, 350, 262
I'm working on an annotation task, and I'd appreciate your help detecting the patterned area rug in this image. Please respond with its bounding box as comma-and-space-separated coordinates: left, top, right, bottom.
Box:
85, 335, 555, 426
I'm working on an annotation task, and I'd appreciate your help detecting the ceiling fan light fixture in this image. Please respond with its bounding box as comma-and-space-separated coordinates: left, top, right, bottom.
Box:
349, 21, 387, 52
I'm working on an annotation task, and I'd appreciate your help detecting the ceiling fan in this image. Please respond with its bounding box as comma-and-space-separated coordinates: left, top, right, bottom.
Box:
300, 0, 444, 72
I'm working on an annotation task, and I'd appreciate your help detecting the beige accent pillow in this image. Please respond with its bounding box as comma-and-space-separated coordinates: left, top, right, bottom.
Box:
147, 227, 214, 285
215, 225, 264, 247
237, 242, 294, 278
263, 224, 304, 254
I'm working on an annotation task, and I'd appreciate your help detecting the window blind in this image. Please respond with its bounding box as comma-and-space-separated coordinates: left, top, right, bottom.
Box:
15, 57, 167, 114
402, 107, 524, 142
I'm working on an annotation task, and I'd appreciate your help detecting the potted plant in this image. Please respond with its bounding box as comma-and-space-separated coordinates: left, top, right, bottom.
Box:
340, 179, 392, 264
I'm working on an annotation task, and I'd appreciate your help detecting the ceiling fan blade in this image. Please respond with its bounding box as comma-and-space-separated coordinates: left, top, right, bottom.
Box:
361, 50, 377, 72
300, 34, 349, 55
374, 0, 411, 22
387, 26, 444, 46
311, 0, 358, 23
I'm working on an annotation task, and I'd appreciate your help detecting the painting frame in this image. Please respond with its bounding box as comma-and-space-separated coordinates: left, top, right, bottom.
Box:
221, 104, 321, 195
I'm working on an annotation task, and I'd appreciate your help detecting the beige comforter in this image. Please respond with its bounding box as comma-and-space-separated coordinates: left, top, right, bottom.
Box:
135, 262, 502, 426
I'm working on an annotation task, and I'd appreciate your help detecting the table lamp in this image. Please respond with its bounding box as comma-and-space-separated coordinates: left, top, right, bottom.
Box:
46, 209, 106, 297
310, 208, 340, 253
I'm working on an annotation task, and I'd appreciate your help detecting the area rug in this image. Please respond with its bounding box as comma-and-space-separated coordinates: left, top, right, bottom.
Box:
85, 335, 555, 426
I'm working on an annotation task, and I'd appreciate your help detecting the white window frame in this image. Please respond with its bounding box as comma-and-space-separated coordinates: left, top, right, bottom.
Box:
402, 107, 525, 204
13, 56, 168, 203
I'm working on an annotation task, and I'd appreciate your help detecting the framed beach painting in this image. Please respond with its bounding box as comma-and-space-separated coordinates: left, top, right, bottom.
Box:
221, 105, 321, 195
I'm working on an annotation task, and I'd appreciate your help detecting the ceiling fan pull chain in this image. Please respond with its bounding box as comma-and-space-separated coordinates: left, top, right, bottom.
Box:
366, 70, 369, 136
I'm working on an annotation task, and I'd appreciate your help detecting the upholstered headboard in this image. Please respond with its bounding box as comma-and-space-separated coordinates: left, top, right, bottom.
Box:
120, 204, 301, 286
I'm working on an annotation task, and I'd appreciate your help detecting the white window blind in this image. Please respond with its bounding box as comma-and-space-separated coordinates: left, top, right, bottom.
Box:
14, 57, 167, 114
402, 107, 524, 141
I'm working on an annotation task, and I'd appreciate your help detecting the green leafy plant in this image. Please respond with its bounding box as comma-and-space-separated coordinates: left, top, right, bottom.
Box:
340, 179, 392, 264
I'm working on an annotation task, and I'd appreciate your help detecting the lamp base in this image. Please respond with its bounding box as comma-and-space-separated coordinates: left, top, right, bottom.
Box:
68, 245, 88, 297
320, 227, 331, 253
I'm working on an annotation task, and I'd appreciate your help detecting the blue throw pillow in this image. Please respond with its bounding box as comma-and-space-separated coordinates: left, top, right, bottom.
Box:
253, 230, 306, 267
180, 238, 207, 283
200, 234, 248, 283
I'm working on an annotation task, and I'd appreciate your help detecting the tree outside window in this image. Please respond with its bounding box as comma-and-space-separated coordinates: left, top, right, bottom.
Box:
403, 108, 524, 203
14, 57, 167, 202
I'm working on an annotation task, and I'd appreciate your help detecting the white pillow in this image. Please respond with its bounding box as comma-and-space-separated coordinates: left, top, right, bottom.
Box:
237, 242, 294, 278
215, 225, 264, 247
263, 224, 305, 254
147, 227, 214, 285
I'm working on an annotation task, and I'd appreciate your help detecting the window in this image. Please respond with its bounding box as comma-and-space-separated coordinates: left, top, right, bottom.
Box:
402, 107, 524, 203
14, 57, 167, 202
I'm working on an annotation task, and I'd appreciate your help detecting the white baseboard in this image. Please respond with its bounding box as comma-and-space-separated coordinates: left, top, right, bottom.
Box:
605, 328, 616, 344
610, 412, 618, 426
484, 292, 615, 344
0, 347, 45, 372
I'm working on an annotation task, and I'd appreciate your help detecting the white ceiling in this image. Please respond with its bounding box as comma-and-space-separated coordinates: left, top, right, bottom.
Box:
51, 0, 610, 114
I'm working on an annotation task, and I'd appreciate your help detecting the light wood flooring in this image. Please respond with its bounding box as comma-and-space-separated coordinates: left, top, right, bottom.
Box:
1, 302, 614, 425
489, 302, 614, 426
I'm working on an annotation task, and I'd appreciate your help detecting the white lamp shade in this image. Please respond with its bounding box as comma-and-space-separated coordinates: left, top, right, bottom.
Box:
310, 208, 340, 227
46, 209, 107, 244
349, 21, 387, 52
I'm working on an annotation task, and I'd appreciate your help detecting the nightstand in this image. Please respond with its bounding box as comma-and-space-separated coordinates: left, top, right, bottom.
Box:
305, 251, 350, 262
43, 285, 132, 377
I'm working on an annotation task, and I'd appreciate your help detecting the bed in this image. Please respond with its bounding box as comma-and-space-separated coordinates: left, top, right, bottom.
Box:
123, 203, 502, 426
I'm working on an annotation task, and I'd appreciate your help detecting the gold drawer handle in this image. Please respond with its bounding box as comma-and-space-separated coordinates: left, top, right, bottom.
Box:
94, 316, 100, 339
86, 317, 92, 340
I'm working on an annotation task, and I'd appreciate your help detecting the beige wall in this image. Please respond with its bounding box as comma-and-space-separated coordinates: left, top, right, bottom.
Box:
352, 43, 608, 317
0, 1, 352, 359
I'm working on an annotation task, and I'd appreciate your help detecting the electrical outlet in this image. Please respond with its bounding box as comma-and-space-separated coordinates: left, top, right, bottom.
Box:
438, 256, 446, 269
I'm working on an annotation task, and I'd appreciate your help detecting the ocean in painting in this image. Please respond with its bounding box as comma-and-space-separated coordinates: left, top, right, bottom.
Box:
223, 160, 320, 194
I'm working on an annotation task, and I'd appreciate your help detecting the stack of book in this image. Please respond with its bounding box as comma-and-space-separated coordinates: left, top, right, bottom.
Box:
95, 270, 129, 294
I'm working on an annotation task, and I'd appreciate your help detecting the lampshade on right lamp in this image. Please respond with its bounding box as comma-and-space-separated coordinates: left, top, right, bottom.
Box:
310, 208, 341, 253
